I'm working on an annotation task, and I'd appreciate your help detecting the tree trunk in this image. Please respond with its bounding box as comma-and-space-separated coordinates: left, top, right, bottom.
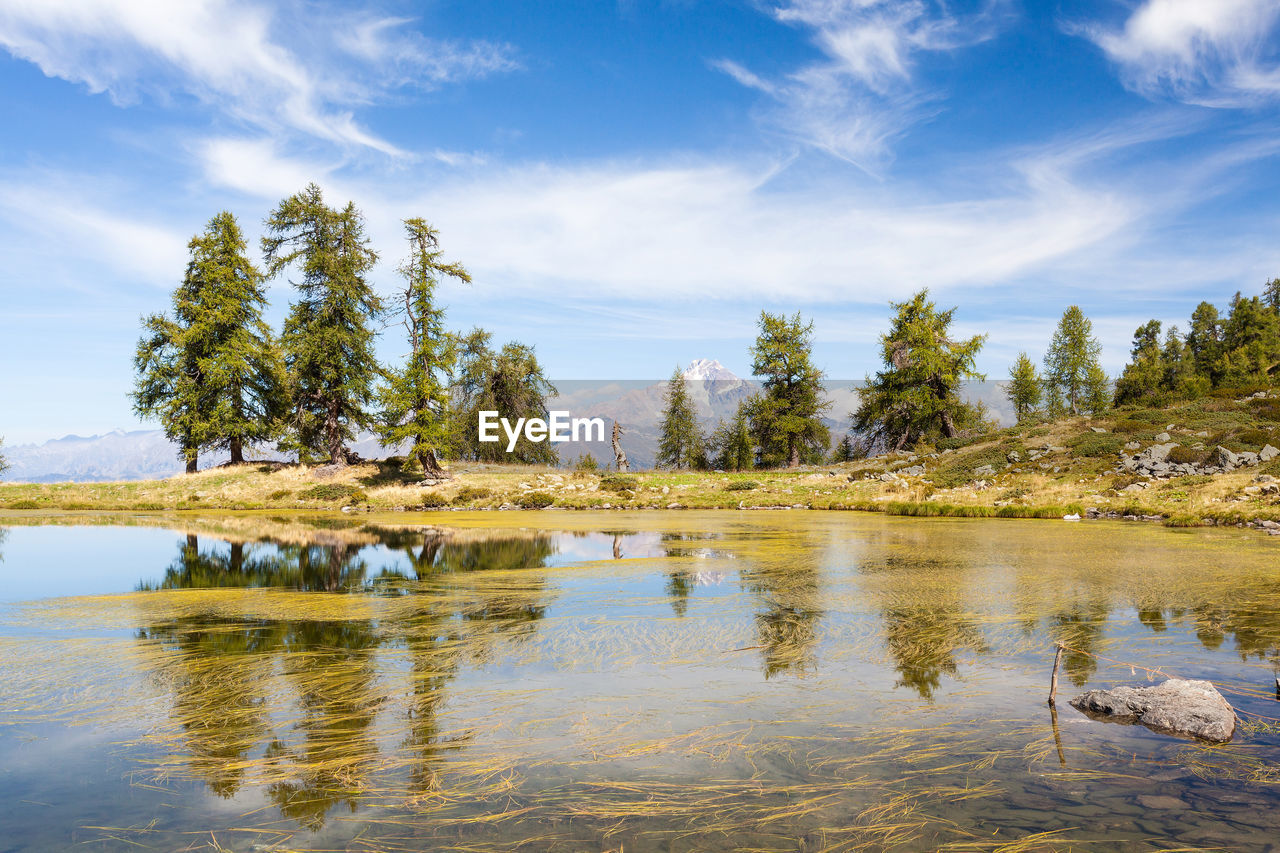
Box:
788, 441, 800, 468
418, 447, 448, 478
612, 422, 629, 472
327, 399, 343, 465
230, 436, 244, 465
940, 410, 958, 439
229, 542, 243, 573
185, 453, 198, 474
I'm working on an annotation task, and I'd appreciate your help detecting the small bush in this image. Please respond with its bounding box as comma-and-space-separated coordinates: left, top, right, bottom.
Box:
937, 434, 985, 451
419, 491, 448, 508
1234, 428, 1275, 448
521, 491, 555, 509
1167, 446, 1206, 465
1248, 398, 1280, 422
1130, 409, 1168, 424
300, 483, 368, 503
574, 454, 600, 472
452, 486, 491, 504
725, 480, 759, 491
599, 474, 639, 491
1111, 419, 1154, 435
5, 499, 39, 509
1068, 433, 1124, 458
268, 489, 293, 500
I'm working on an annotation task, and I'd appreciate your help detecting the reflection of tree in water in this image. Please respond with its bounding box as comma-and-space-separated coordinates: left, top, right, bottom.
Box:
267, 619, 382, 830
138, 616, 279, 798
136, 524, 553, 827
881, 605, 989, 700
1191, 602, 1280, 668
0, 526, 8, 562
666, 571, 693, 617
740, 554, 823, 679
1050, 603, 1111, 686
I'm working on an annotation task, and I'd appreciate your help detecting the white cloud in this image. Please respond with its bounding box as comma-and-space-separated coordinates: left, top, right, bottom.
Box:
1079, 0, 1280, 106
0, 0, 519, 154
716, 0, 1009, 169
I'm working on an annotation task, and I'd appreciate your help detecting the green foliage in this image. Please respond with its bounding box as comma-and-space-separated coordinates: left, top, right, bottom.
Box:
450, 328, 559, 464
1167, 446, 1207, 465
0, 436, 7, 478
724, 480, 759, 491
656, 368, 704, 469
1234, 428, 1275, 448
376, 218, 471, 474
452, 486, 492, 503
829, 434, 860, 463
854, 290, 986, 453
599, 474, 638, 491
132, 211, 286, 471
574, 453, 600, 471
1043, 306, 1103, 416
298, 483, 368, 503
263, 184, 383, 464
749, 311, 831, 467
419, 491, 449, 508
267, 489, 293, 500
928, 445, 1009, 488
521, 491, 554, 509
709, 402, 754, 471
1067, 432, 1124, 457
1006, 352, 1042, 423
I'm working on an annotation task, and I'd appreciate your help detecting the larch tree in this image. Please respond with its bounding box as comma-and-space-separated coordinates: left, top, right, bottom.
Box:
263, 184, 382, 465
709, 401, 754, 470
450, 328, 559, 464
749, 311, 830, 467
377, 218, 472, 476
0, 437, 8, 478
656, 367, 703, 469
1005, 352, 1042, 424
853, 290, 985, 452
1043, 306, 1103, 416
132, 211, 285, 472
1113, 320, 1164, 406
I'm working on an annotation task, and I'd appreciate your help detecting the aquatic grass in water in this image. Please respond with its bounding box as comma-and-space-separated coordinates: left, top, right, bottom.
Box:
2, 512, 1280, 850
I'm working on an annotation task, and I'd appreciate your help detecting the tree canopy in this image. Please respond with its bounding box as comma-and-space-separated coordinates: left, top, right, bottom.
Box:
853, 290, 985, 451
749, 311, 830, 467
263, 184, 382, 465
132, 211, 285, 472
1043, 306, 1104, 416
450, 328, 558, 464
656, 368, 704, 469
1005, 352, 1042, 424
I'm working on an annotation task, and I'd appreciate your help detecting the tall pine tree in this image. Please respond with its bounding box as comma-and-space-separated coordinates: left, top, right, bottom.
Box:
450, 329, 559, 464
750, 312, 830, 467
1005, 352, 1042, 424
263, 185, 382, 465
1043, 306, 1103, 416
132, 211, 285, 472
656, 367, 702, 469
377, 219, 472, 476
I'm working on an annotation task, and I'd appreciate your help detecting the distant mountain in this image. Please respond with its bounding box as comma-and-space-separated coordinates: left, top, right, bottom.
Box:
3, 367, 1017, 481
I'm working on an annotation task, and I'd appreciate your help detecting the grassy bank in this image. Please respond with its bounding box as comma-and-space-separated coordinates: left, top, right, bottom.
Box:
2, 395, 1279, 529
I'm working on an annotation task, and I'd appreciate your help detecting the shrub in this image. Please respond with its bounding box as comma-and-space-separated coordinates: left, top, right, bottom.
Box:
5, 499, 39, 509
937, 434, 985, 451
452, 486, 491, 504
419, 491, 448, 508
599, 474, 638, 491
1234, 429, 1275, 448
725, 480, 759, 491
521, 491, 554, 509
1130, 409, 1168, 424
574, 454, 600, 472
1248, 398, 1280, 422
1067, 433, 1124, 458
1111, 419, 1154, 435
268, 489, 293, 500
1166, 446, 1206, 465
300, 483, 368, 503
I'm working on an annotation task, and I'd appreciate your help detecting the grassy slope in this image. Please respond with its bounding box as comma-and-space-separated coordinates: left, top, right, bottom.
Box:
2, 395, 1278, 527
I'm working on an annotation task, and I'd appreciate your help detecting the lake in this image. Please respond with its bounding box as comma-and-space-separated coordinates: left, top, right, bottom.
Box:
1, 510, 1279, 851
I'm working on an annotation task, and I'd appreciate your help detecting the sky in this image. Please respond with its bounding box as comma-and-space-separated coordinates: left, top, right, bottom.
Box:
2, 0, 1280, 444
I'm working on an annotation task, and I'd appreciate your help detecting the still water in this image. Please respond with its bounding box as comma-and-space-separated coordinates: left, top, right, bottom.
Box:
1, 511, 1279, 851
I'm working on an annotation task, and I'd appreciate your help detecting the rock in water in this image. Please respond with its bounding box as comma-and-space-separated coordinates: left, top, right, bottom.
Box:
1069, 679, 1235, 743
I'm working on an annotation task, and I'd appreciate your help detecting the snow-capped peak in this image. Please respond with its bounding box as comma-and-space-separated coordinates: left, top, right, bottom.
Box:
682, 359, 739, 382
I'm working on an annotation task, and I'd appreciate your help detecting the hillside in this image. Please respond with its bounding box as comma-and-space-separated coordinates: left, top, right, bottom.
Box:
2, 391, 1277, 533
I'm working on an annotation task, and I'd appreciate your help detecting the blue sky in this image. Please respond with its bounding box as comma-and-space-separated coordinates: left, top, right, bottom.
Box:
2, 0, 1280, 444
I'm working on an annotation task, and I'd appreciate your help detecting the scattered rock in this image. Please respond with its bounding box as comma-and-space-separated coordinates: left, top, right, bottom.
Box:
1069, 679, 1235, 743
1155, 432, 1171, 443
1214, 446, 1240, 469
661, 485, 670, 495
900, 464, 925, 477
1137, 795, 1189, 811
1007, 450, 1021, 463
1261, 444, 1279, 463
1124, 441, 1140, 451
973, 464, 996, 477
1091, 427, 1109, 433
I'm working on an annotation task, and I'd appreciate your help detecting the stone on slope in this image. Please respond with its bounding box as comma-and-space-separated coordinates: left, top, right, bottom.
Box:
1069, 679, 1235, 743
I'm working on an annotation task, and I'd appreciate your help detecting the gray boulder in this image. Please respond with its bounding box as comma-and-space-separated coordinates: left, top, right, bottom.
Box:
1261, 444, 1279, 463
1070, 679, 1235, 743
1214, 446, 1240, 469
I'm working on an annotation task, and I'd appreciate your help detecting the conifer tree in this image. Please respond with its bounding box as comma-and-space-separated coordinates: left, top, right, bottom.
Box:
1215, 293, 1280, 386
830, 434, 858, 463
450, 329, 558, 464
132, 211, 285, 472
853, 291, 984, 451
750, 312, 831, 467
657, 367, 703, 468
263, 185, 382, 465
1265, 278, 1280, 311
1186, 301, 1223, 385
377, 219, 472, 476
0, 437, 8, 478
1083, 363, 1111, 415
1043, 306, 1103, 416
1113, 320, 1164, 406
1005, 352, 1042, 424
709, 402, 754, 470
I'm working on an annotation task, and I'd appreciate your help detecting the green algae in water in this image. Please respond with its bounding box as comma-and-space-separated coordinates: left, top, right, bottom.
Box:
2, 512, 1280, 850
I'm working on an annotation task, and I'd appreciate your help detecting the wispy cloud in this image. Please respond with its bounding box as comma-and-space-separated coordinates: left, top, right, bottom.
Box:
713, 0, 1009, 169
0, 0, 519, 155
1075, 0, 1280, 106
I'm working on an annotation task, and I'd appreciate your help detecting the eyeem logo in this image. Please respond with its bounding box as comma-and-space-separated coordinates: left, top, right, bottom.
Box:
478, 411, 606, 452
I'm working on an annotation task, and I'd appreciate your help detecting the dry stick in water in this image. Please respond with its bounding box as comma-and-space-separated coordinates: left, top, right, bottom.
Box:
1048, 643, 1065, 707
